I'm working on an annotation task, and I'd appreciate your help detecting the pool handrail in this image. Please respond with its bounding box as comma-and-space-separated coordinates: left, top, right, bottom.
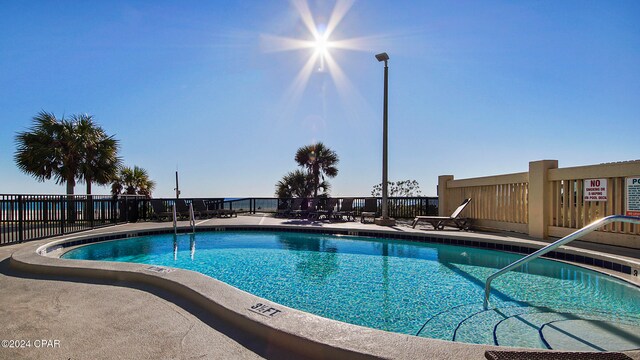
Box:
483, 214, 640, 309
189, 202, 196, 233
173, 203, 178, 235
171, 202, 196, 234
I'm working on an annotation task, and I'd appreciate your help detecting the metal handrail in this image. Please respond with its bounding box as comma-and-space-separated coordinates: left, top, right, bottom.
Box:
483, 215, 640, 309
172, 203, 196, 235
188, 203, 196, 234
172, 203, 178, 235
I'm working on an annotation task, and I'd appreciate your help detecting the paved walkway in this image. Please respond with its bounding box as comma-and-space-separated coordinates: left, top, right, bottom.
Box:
0, 242, 282, 359
1, 215, 638, 360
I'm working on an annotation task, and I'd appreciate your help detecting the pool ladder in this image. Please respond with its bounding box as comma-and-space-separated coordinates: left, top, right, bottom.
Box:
172, 202, 197, 235
483, 215, 640, 309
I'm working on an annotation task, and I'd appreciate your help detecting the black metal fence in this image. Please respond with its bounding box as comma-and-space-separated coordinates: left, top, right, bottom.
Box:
1, 195, 437, 246
117, 197, 227, 223
223, 197, 439, 219
118, 197, 437, 220
1, 194, 120, 245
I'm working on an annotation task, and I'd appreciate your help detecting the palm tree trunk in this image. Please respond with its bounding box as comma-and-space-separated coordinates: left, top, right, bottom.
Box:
66, 177, 76, 223
313, 169, 320, 198
66, 180, 74, 196
86, 178, 94, 226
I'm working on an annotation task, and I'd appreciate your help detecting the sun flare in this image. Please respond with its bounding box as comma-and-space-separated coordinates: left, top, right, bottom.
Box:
260, 0, 385, 123
314, 36, 329, 56
260, 0, 361, 92
313, 32, 332, 71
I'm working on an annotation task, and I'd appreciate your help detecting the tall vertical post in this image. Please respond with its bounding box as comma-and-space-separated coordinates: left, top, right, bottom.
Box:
438, 175, 454, 216
89, 195, 94, 229
374, 52, 395, 226
17, 195, 24, 243
60, 196, 66, 235
528, 160, 558, 239
382, 59, 389, 219
175, 171, 180, 199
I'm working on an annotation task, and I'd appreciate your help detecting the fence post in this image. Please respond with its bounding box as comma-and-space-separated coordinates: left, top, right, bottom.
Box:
528, 160, 558, 239
18, 195, 24, 242
438, 175, 454, 216
88, 196, 94, 229
43, 198, 49, 224
60, 196, 65, 235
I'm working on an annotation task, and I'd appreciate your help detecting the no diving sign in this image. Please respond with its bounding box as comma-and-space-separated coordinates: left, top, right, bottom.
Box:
584, 179, 607, 202
627, 177, 640, 216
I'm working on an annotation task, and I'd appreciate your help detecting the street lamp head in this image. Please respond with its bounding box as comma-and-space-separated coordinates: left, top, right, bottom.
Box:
375, 52, 389, 62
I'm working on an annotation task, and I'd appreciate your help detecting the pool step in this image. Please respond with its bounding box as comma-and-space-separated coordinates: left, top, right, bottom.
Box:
454, 304, 553, 346
416, 301, 524, 341
418, 303, 640, 351
416, 303, 482, 340
494, 311, 640, 351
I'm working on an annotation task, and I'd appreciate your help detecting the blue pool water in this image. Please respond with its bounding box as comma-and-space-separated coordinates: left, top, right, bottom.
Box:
62, 231, 640, 350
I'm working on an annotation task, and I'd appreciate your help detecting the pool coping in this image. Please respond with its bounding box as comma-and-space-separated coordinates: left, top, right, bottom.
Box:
9, 222, 640, 359
44, 223, 640, 286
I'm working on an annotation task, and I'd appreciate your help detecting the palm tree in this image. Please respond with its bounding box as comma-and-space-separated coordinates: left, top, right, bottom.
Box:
275, 170, 313, 198
111, 165, 156, 197
15, 111, 82, 196
15, 111, 121, 196
75, 114, 121, 195
294, 142, 339, 198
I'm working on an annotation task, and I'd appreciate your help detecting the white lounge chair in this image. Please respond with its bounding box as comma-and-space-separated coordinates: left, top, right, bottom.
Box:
412, 198, 472, 230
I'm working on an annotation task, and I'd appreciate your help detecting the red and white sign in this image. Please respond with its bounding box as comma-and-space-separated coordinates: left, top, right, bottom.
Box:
627, 177, 640, 216
584, 179, 607, 202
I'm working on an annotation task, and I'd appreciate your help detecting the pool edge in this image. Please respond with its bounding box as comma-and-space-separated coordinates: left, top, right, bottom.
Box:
9, 224, 640, 360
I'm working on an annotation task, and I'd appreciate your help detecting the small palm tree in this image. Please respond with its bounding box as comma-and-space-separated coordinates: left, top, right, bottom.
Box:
275, 170, 313, 198
111, 165, 156, 197
15, 111, 81, 195
15, 111, 121, 196
294, 142, 339, 198
75, 114, 121, 195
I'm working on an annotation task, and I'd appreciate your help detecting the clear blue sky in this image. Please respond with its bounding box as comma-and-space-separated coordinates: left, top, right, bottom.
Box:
1, 0, 639, 198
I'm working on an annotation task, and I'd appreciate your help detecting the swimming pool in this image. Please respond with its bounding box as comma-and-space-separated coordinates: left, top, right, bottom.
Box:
62, 230, 640, 351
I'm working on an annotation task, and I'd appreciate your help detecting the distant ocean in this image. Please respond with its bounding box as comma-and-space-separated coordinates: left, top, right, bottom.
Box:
223, 198, 279, 212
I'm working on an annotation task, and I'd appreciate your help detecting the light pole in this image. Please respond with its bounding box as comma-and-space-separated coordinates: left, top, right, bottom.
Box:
175, 171, 180, 199
374, 52, 395, 226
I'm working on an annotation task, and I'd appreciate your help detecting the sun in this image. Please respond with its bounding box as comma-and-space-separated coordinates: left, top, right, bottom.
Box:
313, 32, 331, 56
260, 0, 360, 68
314, 38, 327, 56
313, 32, 332, 71
260, 0, 386, 121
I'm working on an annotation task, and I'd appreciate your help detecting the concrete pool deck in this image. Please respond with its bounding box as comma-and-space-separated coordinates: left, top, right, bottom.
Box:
1, 214, 639, 360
